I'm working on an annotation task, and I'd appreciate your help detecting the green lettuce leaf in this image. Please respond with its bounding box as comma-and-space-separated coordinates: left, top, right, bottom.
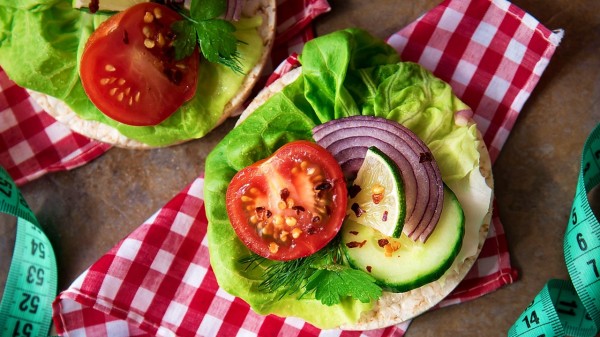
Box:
205, 28, 482, 328
0, 0, 264, 146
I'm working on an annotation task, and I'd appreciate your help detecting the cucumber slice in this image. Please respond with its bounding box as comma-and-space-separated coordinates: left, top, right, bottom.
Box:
347, 146, 406, 238
342, 185, 464, 292
73, 0, 149, 12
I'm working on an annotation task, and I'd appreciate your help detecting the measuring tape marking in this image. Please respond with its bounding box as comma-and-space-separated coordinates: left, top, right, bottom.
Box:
509, 124, 600, 337
571, 246, 600, 263
0, 168, 57, 337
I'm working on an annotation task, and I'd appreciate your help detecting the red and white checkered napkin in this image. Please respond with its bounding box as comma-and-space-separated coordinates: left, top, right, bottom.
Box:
52, 0, 563, 336
0, 0, 328, 186
0, 69, 111, 186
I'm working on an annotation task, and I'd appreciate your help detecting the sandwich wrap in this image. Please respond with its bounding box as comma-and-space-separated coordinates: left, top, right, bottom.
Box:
204, 28, 493, 329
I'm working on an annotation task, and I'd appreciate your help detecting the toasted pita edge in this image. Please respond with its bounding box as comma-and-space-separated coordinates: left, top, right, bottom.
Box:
28, 0, 277, 149
235, 65, 494, 330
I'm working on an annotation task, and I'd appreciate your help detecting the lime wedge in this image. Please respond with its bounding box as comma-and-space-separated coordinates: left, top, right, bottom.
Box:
346, 146, 405, 238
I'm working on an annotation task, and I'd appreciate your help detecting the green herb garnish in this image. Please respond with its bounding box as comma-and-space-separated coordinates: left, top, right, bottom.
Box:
240, 237, 382, 306
170, 0, 244, 73
304, 265, 382, 305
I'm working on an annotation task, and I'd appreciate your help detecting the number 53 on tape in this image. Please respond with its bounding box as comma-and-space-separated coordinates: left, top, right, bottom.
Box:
0, 167, 57, 337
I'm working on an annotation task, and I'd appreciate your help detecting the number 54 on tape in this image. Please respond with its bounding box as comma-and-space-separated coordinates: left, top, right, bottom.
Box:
0, 167, 58, 337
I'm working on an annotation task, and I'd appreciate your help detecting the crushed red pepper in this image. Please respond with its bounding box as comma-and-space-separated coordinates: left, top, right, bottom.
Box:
346, 240, 367, 248
351, 203, 365, 217
348, 184, 362, 198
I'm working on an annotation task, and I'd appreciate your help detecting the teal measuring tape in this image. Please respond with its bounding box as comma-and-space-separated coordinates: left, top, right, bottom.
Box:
0, 167, 57, 337
509, 123, 600, 337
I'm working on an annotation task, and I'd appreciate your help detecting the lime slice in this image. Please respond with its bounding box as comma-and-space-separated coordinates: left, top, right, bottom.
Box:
346, 146, 405, 238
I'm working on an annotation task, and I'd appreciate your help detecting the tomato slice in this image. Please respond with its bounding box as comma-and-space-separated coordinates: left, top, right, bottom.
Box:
226, 141, 348, 261
80, 3, 199, 126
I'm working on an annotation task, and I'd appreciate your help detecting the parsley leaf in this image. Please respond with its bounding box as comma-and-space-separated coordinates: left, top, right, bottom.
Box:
239, 237, 383, 306
304, 265, 382, 306
169, 0, 244, 73
171, 20, 197, 60
196, 19, 243, 73
190, 0, 226, 20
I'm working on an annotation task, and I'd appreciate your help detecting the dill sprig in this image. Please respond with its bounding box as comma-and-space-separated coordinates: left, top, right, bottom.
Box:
238, 235, 382, 306
239, 241, 340, 299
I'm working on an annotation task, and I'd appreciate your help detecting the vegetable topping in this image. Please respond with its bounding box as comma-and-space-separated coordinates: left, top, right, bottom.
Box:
341, 185, 464, 292
226, 141, 348, 261
345, 146, 406, 238
203, 29, 486, 328
171, 0, 244, 73
239, 236, 382, 306
80, 2, 199, 126
313, 116, 444, 242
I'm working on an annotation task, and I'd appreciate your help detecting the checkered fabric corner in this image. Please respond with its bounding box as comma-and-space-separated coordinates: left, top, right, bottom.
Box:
0, 68, 111, 186
52, 0, 563, 336
387, 0, 563, 162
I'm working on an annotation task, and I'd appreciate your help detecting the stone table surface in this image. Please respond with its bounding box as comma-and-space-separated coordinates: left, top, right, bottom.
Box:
2, 0, 600, 336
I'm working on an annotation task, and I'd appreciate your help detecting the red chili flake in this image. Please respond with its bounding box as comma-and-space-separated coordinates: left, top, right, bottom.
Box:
280, 188, 290, 201
164, 68, 183, 85
348, 184, 362, 198
372, 193, 383, 204
123, 30, 129, 44
307, 226, 317, 235
378, 239, 389, 248
315, 182, 332, 190
266, 210, 272, 218
351, 203, 365, 217
349, 231, 359, 236
291, 206, 305, 214
366, 266, 372, 273
346, 240, 367, 248
419, 152, 433, 163
382, 211, 388, 222
311, 216, 321, 223
89, 0, 99, 13
255, 207, 265, 220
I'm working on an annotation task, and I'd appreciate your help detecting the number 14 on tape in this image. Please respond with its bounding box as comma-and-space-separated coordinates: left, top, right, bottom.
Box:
509, 124, 600, 337
509, 279, 596, 337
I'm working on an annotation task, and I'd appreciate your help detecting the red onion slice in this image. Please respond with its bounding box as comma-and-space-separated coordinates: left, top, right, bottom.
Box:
225, 0, 244, 21
345, 117, 443, 241
322, 130, 427, 236
326, 135, 420, 235
312, 115, 444, 242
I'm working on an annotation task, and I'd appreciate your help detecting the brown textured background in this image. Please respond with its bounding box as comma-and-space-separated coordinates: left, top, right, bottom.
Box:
1, 0, 599, 336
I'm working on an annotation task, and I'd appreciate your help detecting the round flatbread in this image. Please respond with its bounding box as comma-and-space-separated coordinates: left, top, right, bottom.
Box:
29, 0, 277, 149
235, 66, 494, 329
343, 129, 493, 329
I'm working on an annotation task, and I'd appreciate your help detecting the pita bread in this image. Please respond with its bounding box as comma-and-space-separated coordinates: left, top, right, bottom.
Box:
28, 0, 277, 149
235, 66, 494, 329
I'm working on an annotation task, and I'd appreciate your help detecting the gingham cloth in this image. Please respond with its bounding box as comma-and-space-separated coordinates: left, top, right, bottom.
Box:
0, 69, 111, 186
2, 0, 556, 335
